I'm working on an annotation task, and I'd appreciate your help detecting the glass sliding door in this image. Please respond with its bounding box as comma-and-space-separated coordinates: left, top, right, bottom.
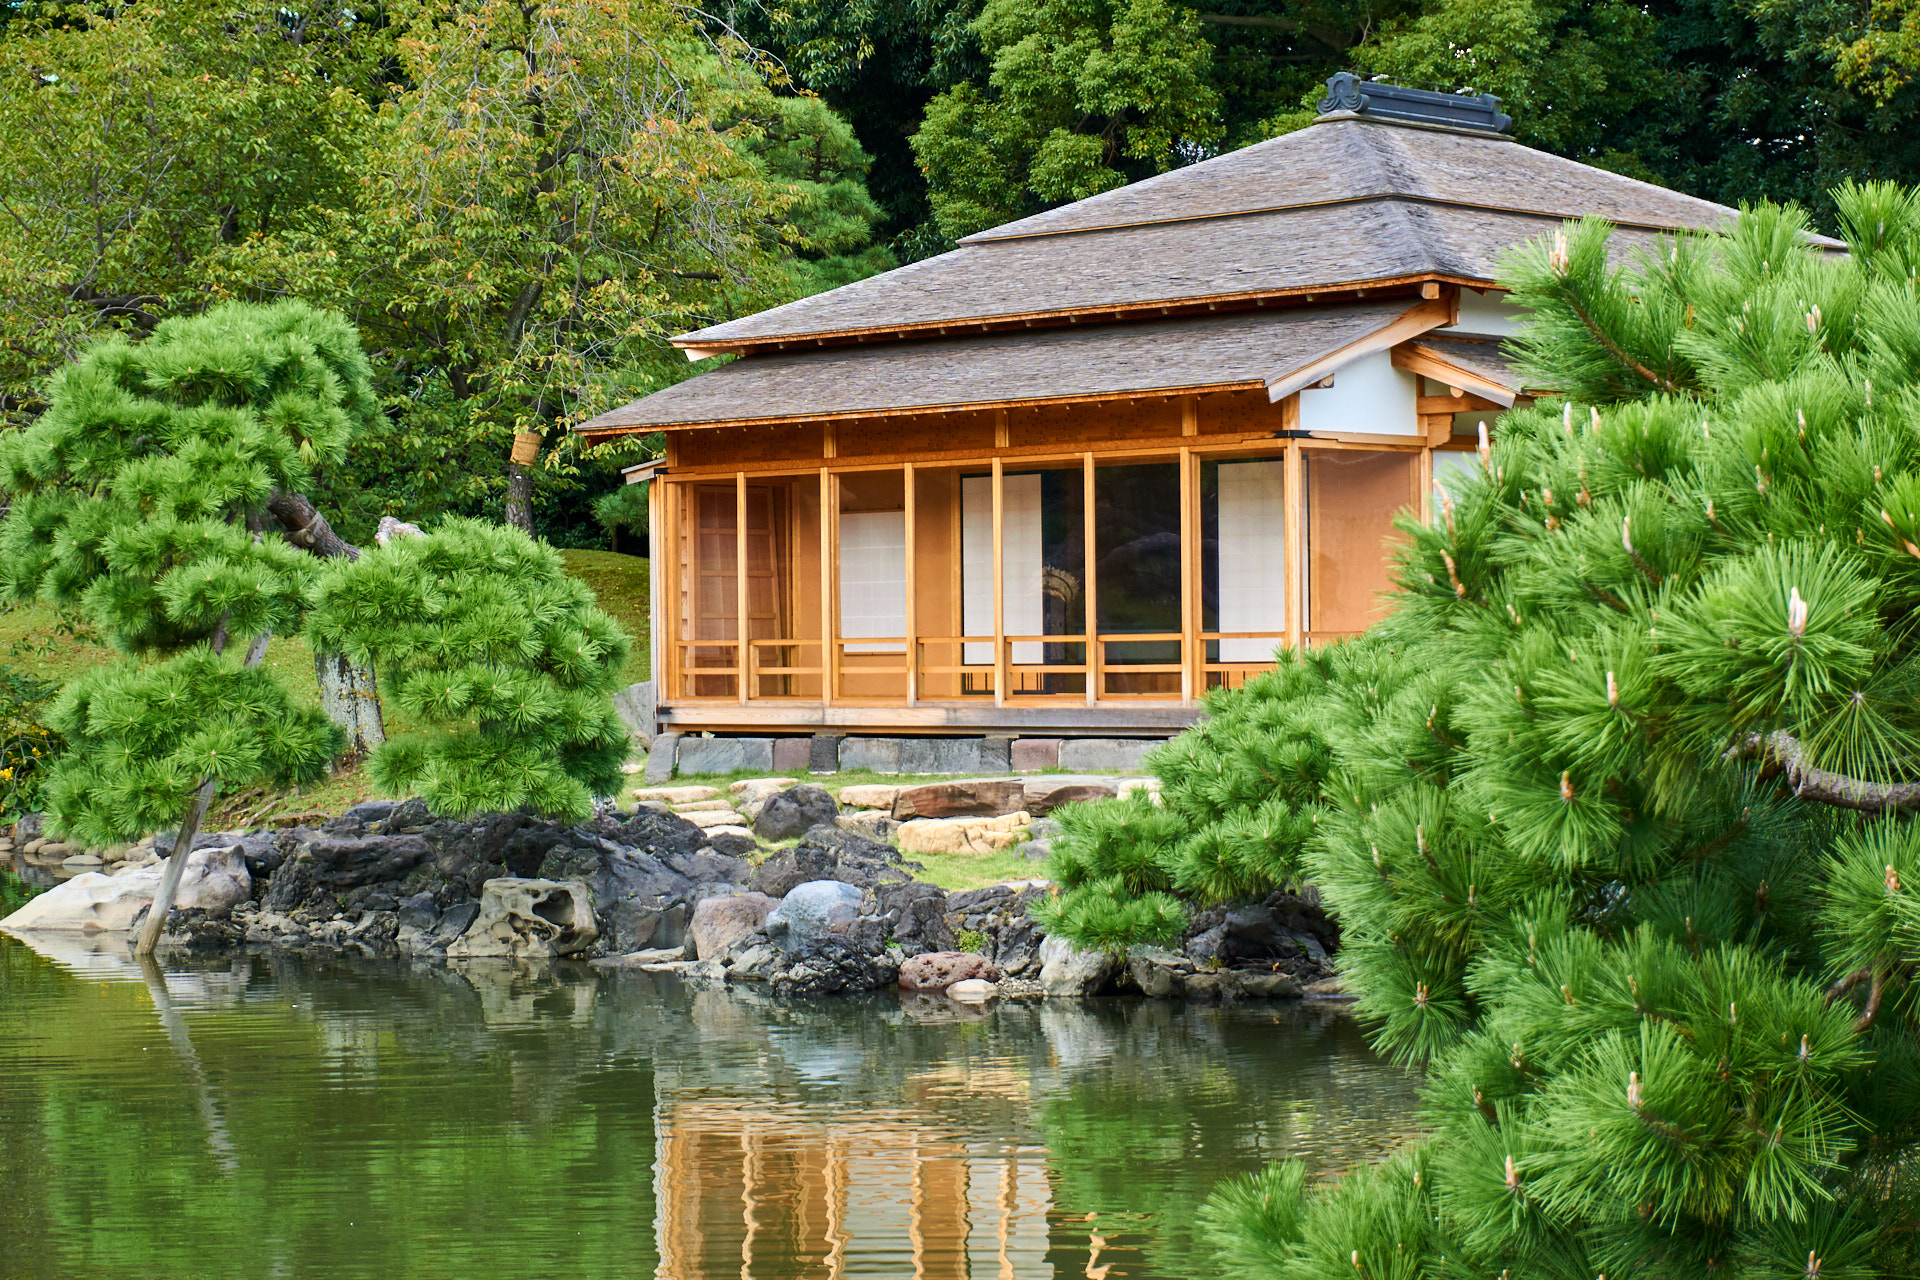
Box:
1095, 460, 1183, 697
1304, 448, 1419, 640
958, 468, 1087, 697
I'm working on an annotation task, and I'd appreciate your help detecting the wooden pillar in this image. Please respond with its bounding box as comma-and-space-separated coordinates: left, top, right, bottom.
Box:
1181, 395, 1198, 437
735, 472, 749, 705
904, 462, 918, 705
1179, 446, 1198, 703
1083, 452, 1098, 706
662, 480, 681, 699
1285, 439, 1304, 651
648, 477, 665, 699
821, 468, 835, 706
1419, 447, 1434, 525
992, 456, 1006, 707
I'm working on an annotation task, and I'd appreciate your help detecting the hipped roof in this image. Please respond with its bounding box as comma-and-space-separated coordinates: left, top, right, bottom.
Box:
580, 300, 1425, 434
671, 116, 1815, 356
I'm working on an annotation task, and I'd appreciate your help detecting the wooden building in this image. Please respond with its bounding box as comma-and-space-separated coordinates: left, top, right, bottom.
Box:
579, 75, 1748, 749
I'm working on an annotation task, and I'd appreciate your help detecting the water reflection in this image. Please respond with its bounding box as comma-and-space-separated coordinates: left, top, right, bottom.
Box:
0, 935, 1417, 1280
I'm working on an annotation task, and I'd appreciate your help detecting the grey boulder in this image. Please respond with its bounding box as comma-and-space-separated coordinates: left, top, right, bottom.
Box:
764, 880, 863, 951
752, 785, 839, 841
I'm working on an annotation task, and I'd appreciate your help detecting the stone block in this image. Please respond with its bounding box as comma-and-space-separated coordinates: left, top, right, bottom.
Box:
1010, 738, 1062, 771
892, 777, 1025, 820
836, 737, 899, 774
632, 786, 721, 803
979, 736, 1013, 772
1022, 775, 1121, 815
676, 736, 775, 776
808, 732, 844, 774
772, 737, 812, 774
896, 738, 986, 774
610, 680, 657, 747
1058, 738, 1162, 772
642, 732, 681, 784
689, 891, 778, 963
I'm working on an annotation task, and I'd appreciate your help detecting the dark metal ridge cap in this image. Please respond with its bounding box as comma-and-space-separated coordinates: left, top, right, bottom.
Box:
671, 274, 1466, 359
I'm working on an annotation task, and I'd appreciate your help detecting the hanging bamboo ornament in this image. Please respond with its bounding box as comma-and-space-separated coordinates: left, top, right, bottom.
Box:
510, 432, 543, 466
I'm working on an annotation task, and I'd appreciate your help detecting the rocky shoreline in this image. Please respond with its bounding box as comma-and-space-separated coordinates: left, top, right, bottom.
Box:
1, 778, 1347, 1004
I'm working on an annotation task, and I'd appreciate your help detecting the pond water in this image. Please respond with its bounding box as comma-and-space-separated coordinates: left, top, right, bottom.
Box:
0, 935, 1418, 1280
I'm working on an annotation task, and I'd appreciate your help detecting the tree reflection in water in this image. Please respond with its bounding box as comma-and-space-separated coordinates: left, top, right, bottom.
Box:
0, 937, 1416, 1279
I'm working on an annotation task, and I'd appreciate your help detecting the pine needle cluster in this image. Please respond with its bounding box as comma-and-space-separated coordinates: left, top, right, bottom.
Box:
0, 300, 371, 841
1062, 186, 1920, 1275
305, 518, 631, 821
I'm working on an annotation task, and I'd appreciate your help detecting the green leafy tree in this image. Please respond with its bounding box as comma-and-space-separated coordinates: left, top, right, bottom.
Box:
910, 0, 1222, 239
305, 518, 631, 821
1053, 188, 1920, 1275
0, 299, 368, 952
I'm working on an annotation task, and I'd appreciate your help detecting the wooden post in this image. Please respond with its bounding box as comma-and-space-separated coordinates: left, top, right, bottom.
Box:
904, 462, 918, 705
820, 468, 835, 706
1179, 446, 1198, 703
994, 408, 1010, 449
1083, 452, 1098, 706
992, 456, 1006, 707
1285, 439, 1304, 651
1182, 395, 1198, 437
1419, 447, 1434, 525
648, 476, 664, 696
735, 471, 749, 705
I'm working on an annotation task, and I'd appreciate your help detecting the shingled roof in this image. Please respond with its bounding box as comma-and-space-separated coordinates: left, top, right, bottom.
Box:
583, 301, 1426, 433
671, 114, 1820, 357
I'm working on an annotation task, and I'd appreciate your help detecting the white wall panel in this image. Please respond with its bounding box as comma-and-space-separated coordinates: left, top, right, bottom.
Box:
962, 474, 1042, 664
1296, 349, 1419, 436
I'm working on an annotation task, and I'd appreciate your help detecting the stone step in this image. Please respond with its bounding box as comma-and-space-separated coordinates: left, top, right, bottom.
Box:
678, 808, 746, 829
897, 812, 1032, 855
632, 785, 721, 804
891, 778, 1024, 820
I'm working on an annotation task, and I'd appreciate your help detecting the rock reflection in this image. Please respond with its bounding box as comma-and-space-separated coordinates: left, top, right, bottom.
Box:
0, 936, 1417, 1280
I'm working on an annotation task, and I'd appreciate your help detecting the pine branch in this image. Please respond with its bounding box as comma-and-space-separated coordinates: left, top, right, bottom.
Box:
1557, 282, 1684, 396
1728, 731, 1920, 812
266, 490, 360, 561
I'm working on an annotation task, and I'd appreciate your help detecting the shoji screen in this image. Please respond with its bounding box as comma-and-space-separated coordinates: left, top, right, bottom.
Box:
961, 474, 1042, 664
838, 510, 906, 653
1214, 459, 1287, 661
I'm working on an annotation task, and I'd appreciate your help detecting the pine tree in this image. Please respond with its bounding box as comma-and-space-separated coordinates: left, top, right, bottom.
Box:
303, 518, 631, 821
0, 299, 367, 953
1051, 186, 1920, 1276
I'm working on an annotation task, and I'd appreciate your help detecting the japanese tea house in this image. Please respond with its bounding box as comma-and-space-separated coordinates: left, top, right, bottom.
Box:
579, 74, 1746, 749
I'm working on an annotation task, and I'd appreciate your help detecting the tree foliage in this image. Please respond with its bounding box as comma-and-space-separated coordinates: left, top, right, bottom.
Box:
1052, 190, 1920, 1275
0, 300, 366, 845
306, 518, 631, 821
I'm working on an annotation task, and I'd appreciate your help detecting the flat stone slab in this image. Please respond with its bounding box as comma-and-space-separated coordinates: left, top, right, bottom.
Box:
670, 799, 737, 814
676, 736, 775, 776
836, 784, 900, 810
679, 808, 746, 829
728, 777, 797, 795
632, 786, 721, 804
1058, 739, 1162, 772
892, 778, 1025, 820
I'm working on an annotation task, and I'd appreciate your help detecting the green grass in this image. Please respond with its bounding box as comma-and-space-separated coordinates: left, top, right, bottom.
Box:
909, 851, 1052, 893
557, 550, 650, 683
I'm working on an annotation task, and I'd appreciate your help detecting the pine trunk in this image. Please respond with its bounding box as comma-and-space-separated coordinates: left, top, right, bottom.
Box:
314, 650, 385, 761
132, 778, 218, 957
505, 459, 536, 534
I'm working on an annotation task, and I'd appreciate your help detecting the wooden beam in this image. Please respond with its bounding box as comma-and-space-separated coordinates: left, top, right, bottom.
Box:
658, 702, 1205, 732
1419, 446, 1434, 525
1423, 412, 1456, 446
904, 462, 918, 706
1266, 296, 1453, 402
820, 469, 834, 707
1182, 396, 1198, 436
736, 472, 749, 706
1285, 439, 1304, 651
648, 477, 664, 703
994, 408, 1010, 449
1084, 452, 1098, 706
662, 428, 1286, 476
1416, 391, 1506, 414
1180, 446, 1199, 703
992, 456, 1006, 707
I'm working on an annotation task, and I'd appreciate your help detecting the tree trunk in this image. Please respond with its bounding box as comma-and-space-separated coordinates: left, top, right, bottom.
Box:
132, 631, 273, 958
504, 461, 535, 533
314, 649, 384, 761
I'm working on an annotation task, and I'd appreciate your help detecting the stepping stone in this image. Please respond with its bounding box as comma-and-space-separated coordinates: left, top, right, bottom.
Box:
891, 778, 1024, 820
836, 784, 900, 810
632, 785, 721, 804
671, 799, 737, 814
729, 777, 796, 796
679, 808, 745, 829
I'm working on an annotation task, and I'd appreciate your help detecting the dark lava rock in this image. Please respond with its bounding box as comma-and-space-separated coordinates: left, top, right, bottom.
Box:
769, 933, 900, 996
707, 830, 757, 858
752, 826, 909, 898
307, 834, 431, 890
752, 785, 838, 842
874, 881, 952, 956
336, 800, 397, 829
435, 900, 479, 943
397, 892, 440, 932
262, 855, 327, 915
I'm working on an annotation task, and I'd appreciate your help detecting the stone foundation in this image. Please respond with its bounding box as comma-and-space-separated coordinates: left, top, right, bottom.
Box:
650, 733, 1171, 780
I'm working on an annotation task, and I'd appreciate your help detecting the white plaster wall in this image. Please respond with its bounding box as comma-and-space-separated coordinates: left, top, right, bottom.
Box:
1295, 348, 1419, 436
1452, 288, 1526, 336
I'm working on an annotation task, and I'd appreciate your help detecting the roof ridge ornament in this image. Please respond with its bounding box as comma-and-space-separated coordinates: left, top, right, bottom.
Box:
1316, 72, 1513, 135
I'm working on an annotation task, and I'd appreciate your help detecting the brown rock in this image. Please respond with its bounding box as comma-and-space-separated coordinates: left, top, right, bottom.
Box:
891, 778, 1025, 820
1021, 775, 1121, 815
898, 951, 1002, 991
689, 892, 779, 963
